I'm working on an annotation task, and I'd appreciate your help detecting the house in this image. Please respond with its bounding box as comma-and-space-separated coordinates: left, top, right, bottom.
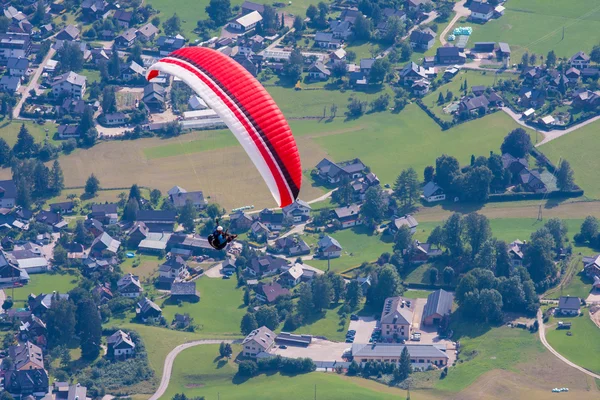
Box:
56, 25, 80, 41
360, 58, 376, 75
273, 236, 310, 256
259, 208, 285, 230
469, 1, 494, 22
250, 220, 271, 241
5, 368, 49, 397
138, 232, 172, 254
0, 258, 26, 284
241, 1, 265, 15
539, 115, 555, 127
115, 28, 138, 48
518, 87, 546, 109
57, 124, 80, 139
473, 42, 495, 53
330, 20, 353, 40
19, 315, 47, 344
229, 211, 253, 232
90, 203, 118, 224
172, 313, 192, 328
571, 89, 600, 110
569, 51, 590, 69
519, 168, 547, 193
51, 71, 86, 99
388, 215, 418, 234
157, 36, 186, 56
408, 240, 442, 264
7, 57, 28, 76
314, 32, 341, 49
117, 273, 143, 298
340, 9, 363, 24
4, 6, 26, 24
332, 204, 361, 228
282, 199, 311, 223
28, 293, 69, 315
91, 232, 120, 255
308, 61, 331, 80
279, 263, 304, 287
143, 83, 166, 111
356, 275, 371, 295
0, 33, 31, 62
92, 283, 113, 303
0, 75, 21, 93
381, 296, 412, 340
459, 94, 489, 114
412, 79, 430, 96
407, 0, 432, 11
315, 158, 367, 184
436, 46, 466, 64
35, 210, 67, 230
107, 330, 136, 358
583, 254, 600, 279
127, 221, 148, 246
81, 0, 108, 19
242, 326, 275, 357
256, 281, 290, 303
508, 239, 525, 267
275, 332, 312, 347
317, 235, 342, 258
410, 29, 436, 51
229, 11, 262, 32
121, 61, 146, 81
581, 68, 600, 80
221, 258, 237, 275
59, 98, 87, 116
188, 95, 208, 110
422, 290, 454, 326
399, 61, 428, 85
137, 210, 177, 232
49, 201, 74, 214
157, 255, 189, 289
0, 179, 17, 208
103, 112, 127, 127
556, 296, 580, 316
351, 343, 449, 367
247, 255, 288, 277
137, 23, 159, 41
170, 281, 200, 302
113, 10, 133, 28
137, 297, 162, 320
422, 181, 445, 202
565, 67, 581, 81
12, 242, 48, 273
329, 48, 347, 64
169, 187, 207, 209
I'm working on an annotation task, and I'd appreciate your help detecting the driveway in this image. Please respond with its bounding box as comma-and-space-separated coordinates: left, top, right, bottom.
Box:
269, 339, 349, 361
348, 316, 378, 344
439, 0, 470, 47
13, 47, 57, 119
586, 290, 600, 304
204, 262, 224, 278
410, 298, 426, 331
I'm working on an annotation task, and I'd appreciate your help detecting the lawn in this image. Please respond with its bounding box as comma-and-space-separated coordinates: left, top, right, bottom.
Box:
0, 120, 59, 146
158, 275, 246, 338
11, 272, 79, 305
44, 188, 149, 208
302, 226, 392, 273
344, 40, 388, 61
402, 289, 433, 299
540, 119, 600, 200
459, 0, 600, 60
421, 70, 518, 121
545, 308, 600, 375
121, 254, 162, 280
143, 129, 237, 159
288, 302, 349, 342
80, 68, 101, 85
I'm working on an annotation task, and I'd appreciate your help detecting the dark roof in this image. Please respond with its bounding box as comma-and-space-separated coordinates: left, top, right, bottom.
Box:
259, 209, 284, 224
241, 0, 265, 13
113, 9, 133, 22
57, 124, 80, 136
250, 255, 288, 275
0, 180, 17, 199
258, 281, 290, 302
360, 58, 376, 70
171, 191, 205, 207
91, 203, 118, 214
171, 281, 197, 296
35, 210, 62, 225
137, 210, 177, 222
423, 289, 454, 319
469, 1, 494, 14
437, 46, 462, 58
461, 94, 489, 111
49, 201, 74, 211
159, 255, 187, 272
7, 57, 28, 69
410, 29, 435, 44
570, 51, 590, 63
558, 296, 580, 310
498, 42, 511, 54
157, 36, 186, 51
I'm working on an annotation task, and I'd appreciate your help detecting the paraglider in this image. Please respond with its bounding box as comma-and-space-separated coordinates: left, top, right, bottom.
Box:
207, 219, 237, 250
146, 47, 302, 210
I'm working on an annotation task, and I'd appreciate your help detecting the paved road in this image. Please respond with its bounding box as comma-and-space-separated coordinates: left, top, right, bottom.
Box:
439, 0, 470, 47
13, 47, 57, 119
149, 339, 241, 400
0, 289, 5, 314
500, 107, 600, 147
537, 310, 600, 380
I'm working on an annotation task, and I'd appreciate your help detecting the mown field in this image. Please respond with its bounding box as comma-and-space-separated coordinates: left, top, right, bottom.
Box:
458, 0, 600, 60
0, 120, 59, 146
11, 272, 79, 305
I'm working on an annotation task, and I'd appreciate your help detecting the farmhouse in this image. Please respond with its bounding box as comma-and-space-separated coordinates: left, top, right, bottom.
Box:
56, 25, 80, 41
508, 239, 526, 267
410, 29, 436, 50
157, 36, 186, 56
256, 281, 290, 303
469, 1, 494, 22
381, 296, 413, 340
583, 254, 600, 278
137, 210, 177, 232
400, 61, 428, 85
422, 290, 454, 326
157, 255, 189, 289
229, 11, 262, 32
315, 158, 367, 184
168, 186, 207, 209
221, 258, 237, 275
569, 51, 590, 69
170, 281, 200, 303
117, 273, 143, 298
330, 20, 353, 40
333, 204, 361, 228
408, 240, 442, 264
115, 28, 138, 48
422, 181, 445, 202
7, 57, 28, 76
388, 215, 418, 234
308, 61, 331, 80
19, 314, 46, 345
556, 296, 580, 316
242, 326, 275, 357
282, 199, 311, 222
90, 203, 118, 224
107, 330, 135, 358
28, 293, 69, 315
317, 235, 342, 258
0, 75, 20, 93
229, 211, 253, 232
35, 210, 67, 230
121, 61, 146, 81
247, 255, 288, 277
314, 32, 341, 49
137, 297, 162, 321
90, 232, 121, 255
241, 1, 265, 15
258, 208, 285, 230
137, 23, 158, 41
436, 46, 466, 65
275, 332, 312, 347
250, 221, 271, 241
351, 343, 449, 366
273, 236, 310, 257
279, 263, 304, 287
0, 259, 26, 284
57, 124, 80, 139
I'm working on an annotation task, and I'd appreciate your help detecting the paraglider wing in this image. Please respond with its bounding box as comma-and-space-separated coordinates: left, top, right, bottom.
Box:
146, 47, 301, 208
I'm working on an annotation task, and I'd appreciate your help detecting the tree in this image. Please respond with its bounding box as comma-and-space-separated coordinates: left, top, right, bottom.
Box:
393, 225, 412, 254
85, 174, 100, 197
395, 346, 412, 381
477, 288, 504, 322
45, 296, 76, 348
556, 159, 575, 191
442, 213, 463, 257
546, 50, 557, 68
394, 168, 420, 211
255, 306, 279, 330
164, 13, 182, 36
13, 124, 35, 158
367, 265, 401, 309
362, 186, 386, 225
49, 160, 64, 194
33, 161, 50, 195
79, 107, 94, 135
529, 53, 537, 66
297, 282, 314, 318
238, 360, 258, 377
151, 16, 160, 27
383, 16, 404, 44
243, 287, 251, 305
150, 189, 162, 205
32, 0, 46, 24
331, 177, 353, 205
524, 228, 556, 282
77, 298, 102, 359
443, 266, 454, 284
109, 51, 121, 78
347, 98, 367, 117
369, 58, 390, 84
128, 43, 144, 66
306, 4, 318, 20
179, 200, 198, 232
240, 312, 258, 335
352, 13, 372, 40
74, 219, 92, 246
423, 165, 434, 183
428, 267, 438, 284
123, 197, 140, 221
580, 216, 599, 243
311, 274, 332, 312
464, 213, 491, 257
435, 154, 460, 191
219, 342, 233, 358
437, 92, 445, 105
102, 86, 117, 114
345, 280, 362, 309
293, 15, 305, 31
328, 272, 345, 303
369, 93, 390, 112
501, 128, 532, 159
544, 218, 567, 250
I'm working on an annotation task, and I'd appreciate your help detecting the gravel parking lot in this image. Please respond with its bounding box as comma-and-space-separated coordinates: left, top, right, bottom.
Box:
269, 339, 349, 361
348, 316, 378, 344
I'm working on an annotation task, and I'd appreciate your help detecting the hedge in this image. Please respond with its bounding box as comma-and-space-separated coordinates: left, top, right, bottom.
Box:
488, 189, 584, 202
403, 282, 455, 291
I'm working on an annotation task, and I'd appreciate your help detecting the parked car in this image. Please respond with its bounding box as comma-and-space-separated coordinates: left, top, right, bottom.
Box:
222, 275, 231, 279
350, 314, 359, 320
345, 338, 354, 343
279, 345, 287, 349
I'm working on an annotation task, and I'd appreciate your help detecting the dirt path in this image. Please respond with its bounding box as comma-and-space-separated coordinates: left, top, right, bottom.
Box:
537, 310, 600, 380
439, 0, 470, 47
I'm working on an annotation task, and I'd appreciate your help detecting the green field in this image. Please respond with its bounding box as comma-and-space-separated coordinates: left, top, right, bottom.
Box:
159, 276, 246, 338
540, 119, 600, 200
121, 254, 162, 280
288, 303, 349, 341
459, 0, 600, 60
402, 289, 433, 299
545, 309, 600, 375
0, 120, 59, 146
80, 68, 101, 85
143, 129, 237, 159
303, 227, 392, 273
11, 273, 79, 305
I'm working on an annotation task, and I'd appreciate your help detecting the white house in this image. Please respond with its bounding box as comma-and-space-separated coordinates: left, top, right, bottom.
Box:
556, 296, 580, 316
117, 273, 144, 298
104, 112, 127, 126
279, 263, 303, 287
107, 330, 136, 358
282, 199, 311, 222
7, 57, 28, 76
51, 71, 86, 99
422, 181, 445, 203
469, 1, 494, 22
318, 235, 342, 258
229, 11, 263, 32
242, 326, 275, 357
569, 51, 591, 69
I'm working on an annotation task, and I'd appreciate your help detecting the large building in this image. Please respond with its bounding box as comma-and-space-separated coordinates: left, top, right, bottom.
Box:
242, 326, 275, 357
0, 179, 17, 208
380, 297, 413, 340
0, 33, 31, 62
229, 11, 263, 32
51, 71, 87, 99
422, 289, 454, 326
351, 343, 449, 367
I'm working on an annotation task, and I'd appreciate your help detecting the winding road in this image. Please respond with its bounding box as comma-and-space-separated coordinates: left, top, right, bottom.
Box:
536, 310, 600, 380
149, 339, 241, 400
